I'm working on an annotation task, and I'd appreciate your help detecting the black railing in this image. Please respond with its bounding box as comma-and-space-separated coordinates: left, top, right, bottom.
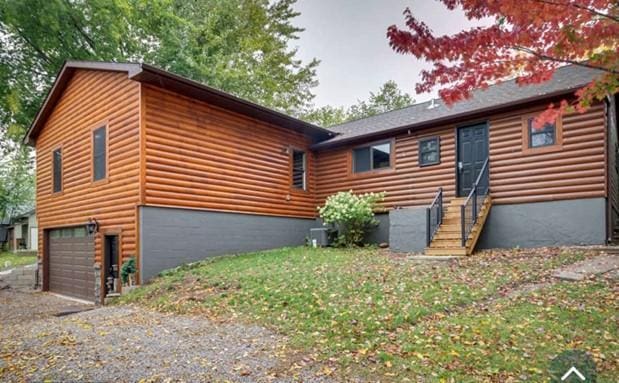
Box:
426, 187, 443, 246
460, 158, 490, 247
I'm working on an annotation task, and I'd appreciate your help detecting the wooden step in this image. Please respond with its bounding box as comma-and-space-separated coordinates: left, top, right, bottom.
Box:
426, 195, 492, 257
429, 239, 463, 247
436, 225, 461, 233
450, 197, 466, 202
424, 247, 468, 256
432, 232, 462, 240
442, 217, 461, 225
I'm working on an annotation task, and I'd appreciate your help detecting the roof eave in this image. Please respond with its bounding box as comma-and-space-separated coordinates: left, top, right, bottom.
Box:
133, 64, 335, 141
312, 86, 585, 150
24, 61, 335, 146
23, 61, 143, 146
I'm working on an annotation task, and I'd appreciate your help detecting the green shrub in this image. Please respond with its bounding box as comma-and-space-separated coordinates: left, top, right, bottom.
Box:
121, 257, 137, 285
318, 190, 385, 247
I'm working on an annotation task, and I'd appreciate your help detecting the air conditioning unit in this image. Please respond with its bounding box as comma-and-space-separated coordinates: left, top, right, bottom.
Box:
309, 228, 330, 247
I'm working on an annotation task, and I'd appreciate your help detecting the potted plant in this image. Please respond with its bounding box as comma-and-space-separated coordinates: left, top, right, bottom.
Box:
120, 256, 138, 294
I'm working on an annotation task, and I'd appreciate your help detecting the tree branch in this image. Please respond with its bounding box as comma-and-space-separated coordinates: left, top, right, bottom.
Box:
531, 0, 619, 23
511, 45, 619, 74
13, 27, 53, 65
61, 0, 97, 53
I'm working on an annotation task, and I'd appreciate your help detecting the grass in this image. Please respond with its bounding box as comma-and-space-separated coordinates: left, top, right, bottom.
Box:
0, 252, 37, 271
121, 246, 617, 381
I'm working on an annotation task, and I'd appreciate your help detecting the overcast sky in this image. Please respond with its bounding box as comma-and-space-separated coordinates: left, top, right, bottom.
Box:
291, 0, 488, 108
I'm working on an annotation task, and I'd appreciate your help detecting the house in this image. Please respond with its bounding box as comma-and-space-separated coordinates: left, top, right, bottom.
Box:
1, 210, 37, 252
0, 215, 10, 250
24, 61, 617, 303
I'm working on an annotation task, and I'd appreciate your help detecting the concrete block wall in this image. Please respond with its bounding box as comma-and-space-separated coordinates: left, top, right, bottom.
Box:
389, 207, 427, 253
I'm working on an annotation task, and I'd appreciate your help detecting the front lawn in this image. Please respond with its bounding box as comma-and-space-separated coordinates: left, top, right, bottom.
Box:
0, 252, 37, 271
121, 247, 617, 381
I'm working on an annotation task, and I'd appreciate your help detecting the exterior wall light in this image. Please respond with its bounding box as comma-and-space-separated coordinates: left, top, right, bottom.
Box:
86, 218, 99, 236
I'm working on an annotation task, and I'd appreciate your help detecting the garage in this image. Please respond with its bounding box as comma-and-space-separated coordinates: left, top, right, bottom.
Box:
48, 226, 95, 302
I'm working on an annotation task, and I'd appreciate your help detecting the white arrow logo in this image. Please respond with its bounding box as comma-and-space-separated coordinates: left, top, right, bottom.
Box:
561, 366, 586, 381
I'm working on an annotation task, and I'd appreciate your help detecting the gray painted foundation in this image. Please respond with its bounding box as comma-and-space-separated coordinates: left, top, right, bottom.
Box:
313, 212, 390, 245
138, 198, 607, 279
387, 197, 607, 253
139, 206, 316, 281
365, 213, 389, 244
389, 207, 427, 253
478, 198, 606, 249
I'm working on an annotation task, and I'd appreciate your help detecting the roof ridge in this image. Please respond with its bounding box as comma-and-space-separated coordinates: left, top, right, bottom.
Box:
314, 64, 601, 148
327, 99, 434, 129
328, 64, 580, 131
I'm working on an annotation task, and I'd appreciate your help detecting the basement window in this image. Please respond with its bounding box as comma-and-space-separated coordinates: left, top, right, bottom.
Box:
292, 150, 306, 190
52, 148, 62, 193
353, 141, 392, 173
419, 136, 440, 166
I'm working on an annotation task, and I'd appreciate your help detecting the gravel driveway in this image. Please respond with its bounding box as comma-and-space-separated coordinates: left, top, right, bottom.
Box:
0, 289, 334, 382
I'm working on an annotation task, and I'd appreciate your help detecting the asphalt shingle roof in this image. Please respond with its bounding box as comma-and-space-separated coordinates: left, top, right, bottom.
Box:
319, 65, 603, 147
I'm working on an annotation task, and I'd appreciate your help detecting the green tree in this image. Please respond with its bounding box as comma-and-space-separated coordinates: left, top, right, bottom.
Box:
0, 145, 34, 220
303, 80, 414, 127
0, 0, 319, 214
347, 80, 413, 121
302, 105, 348, 128
0, 0, 318, 144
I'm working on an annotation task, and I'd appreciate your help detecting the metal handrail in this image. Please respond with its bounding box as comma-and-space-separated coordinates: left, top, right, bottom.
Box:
426, 187, 443, 246
461, 158, 490, 247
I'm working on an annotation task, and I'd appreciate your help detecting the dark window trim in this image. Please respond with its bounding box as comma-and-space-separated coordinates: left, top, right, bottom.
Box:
51, 146, 63, 194
418, 136, 441, 167
91, 122, 109, 183
351, 139, 394, 174
291, 149, 307, 191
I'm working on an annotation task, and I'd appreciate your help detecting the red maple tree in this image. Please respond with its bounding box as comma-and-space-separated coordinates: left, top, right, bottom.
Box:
387, 0, 619, 126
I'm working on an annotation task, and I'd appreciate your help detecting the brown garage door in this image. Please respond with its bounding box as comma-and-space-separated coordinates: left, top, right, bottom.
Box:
49, 227, 95, 302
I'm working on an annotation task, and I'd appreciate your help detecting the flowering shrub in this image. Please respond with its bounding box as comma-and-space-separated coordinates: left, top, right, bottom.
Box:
318, 190, 385, 247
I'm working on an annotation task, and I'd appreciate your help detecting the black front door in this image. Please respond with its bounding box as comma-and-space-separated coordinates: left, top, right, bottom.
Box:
457, 123, 489, 196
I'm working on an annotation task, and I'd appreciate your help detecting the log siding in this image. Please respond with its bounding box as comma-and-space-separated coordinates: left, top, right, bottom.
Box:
31, 64, 613, 292
315, 104, 607, 208
142, 85, 317, 218
36, 70, 140, 268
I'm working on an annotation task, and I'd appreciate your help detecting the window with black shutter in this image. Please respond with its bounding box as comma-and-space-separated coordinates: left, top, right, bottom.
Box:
292, 150, 306, 190
52, 148, 62, 193
93, 126, 107, 181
